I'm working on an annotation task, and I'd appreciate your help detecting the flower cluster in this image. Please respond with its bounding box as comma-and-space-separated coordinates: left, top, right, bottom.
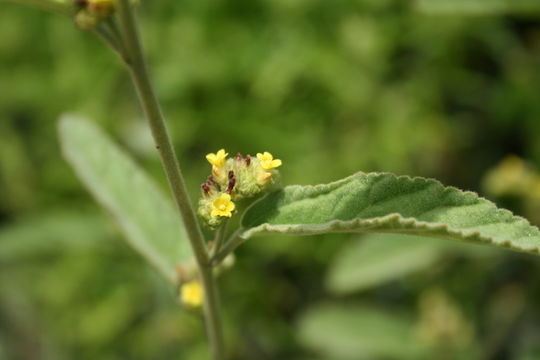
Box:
74, 0, 115, 30
198, 149, 282, 227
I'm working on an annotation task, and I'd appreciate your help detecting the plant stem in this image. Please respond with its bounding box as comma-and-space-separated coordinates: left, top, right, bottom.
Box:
199, 264, 225, 359
94, 25, 123, 54
115, 0, 207, 266
115, 1, 225, 359
212, 220, 228, 258
211, 228, 244, 266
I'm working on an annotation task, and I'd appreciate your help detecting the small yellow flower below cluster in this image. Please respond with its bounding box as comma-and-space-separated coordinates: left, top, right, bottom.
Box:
257, 152, 282, 170
206, 149, 228, 167
180, 280, 204, 308
211, 193, 235, 217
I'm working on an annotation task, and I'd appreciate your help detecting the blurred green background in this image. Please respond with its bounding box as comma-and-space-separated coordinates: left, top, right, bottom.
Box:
2, 0, 540, 359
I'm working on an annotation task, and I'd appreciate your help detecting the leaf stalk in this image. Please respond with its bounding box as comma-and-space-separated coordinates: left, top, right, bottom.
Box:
211, 228, 244, 266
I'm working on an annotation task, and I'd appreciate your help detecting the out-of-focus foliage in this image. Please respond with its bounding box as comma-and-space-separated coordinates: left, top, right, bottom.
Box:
297, 303, 431, 359
417, 0, 540, 15
326, 233, 498, 294
1, 0, 540, 359
483, 155, 540, 225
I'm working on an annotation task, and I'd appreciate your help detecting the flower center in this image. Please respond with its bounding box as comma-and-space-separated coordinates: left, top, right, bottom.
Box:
218, 203, 227, 211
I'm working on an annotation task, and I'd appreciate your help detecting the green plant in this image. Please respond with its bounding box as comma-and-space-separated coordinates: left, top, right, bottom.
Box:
3, 1, 540, 359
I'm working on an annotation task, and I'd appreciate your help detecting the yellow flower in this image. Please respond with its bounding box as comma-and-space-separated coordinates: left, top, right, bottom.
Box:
180, 280, 204, 308
211, 193, 235, 217
206, 149, 228, 167
256, 152, 282, 170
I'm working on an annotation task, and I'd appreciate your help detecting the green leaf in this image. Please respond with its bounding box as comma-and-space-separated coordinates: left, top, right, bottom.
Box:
241, 173, 540, 255
297, 303, 427, 359
326, 233, 502, 295
416, 0, 540, 15
59, 115, 191, 284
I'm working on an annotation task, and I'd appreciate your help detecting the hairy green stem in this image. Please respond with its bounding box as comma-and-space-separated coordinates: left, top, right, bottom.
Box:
115, 0, 207, 265
0, 0, 72, 16
115, 1, 225, 359
200, 263, 225, 359
211, 220, 228, 258
104, 18, 126, 54
211, 228, 243, 266
94, 24, 122, 54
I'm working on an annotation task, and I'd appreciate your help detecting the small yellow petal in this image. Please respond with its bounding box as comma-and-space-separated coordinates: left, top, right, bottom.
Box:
206, 149, 228, 167
211, 193, 235, 217
257, 151, 282, 170
217, 149, 227, 157
256, 152, 271, 161
206, 153, 216, 162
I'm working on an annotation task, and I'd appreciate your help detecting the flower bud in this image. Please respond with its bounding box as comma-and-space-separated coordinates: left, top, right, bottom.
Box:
88, 0, 115, 17
73, 0, 115, 30
74, 10, 99, 30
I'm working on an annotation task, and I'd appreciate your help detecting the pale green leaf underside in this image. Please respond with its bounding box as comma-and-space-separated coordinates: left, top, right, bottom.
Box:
241, 173, 540, 255
59, 115, 190, 283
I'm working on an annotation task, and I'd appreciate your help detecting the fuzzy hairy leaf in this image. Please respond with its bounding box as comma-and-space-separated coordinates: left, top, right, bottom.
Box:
241, 173, 540, 255
59, 115, 190, 283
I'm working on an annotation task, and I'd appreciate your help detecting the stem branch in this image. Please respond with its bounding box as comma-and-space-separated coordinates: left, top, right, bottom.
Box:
211, 228, 244, 266
94, 25, 122, 54
212, 220, 228, 258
